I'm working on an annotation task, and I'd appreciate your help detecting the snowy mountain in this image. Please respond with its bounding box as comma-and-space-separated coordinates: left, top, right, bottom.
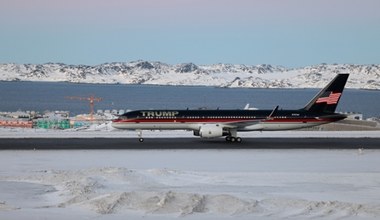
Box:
0, 61, 379, 89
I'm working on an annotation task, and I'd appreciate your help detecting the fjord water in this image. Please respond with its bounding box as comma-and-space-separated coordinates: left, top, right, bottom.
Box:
0, 81, 379, 118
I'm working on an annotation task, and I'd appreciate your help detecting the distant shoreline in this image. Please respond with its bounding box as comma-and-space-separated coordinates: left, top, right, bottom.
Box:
1, 80, 379, 91
1, 62, 379, 90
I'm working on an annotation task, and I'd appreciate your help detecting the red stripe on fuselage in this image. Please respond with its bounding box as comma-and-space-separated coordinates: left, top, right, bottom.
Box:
113, 117, 338, 124
114, 118, 257, 123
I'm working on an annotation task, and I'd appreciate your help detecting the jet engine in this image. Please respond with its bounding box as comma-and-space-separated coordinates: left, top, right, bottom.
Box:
195, 124, 224, 138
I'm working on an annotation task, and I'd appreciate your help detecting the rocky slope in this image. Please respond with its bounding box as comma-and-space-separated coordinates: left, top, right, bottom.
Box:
0, 61, 379, 89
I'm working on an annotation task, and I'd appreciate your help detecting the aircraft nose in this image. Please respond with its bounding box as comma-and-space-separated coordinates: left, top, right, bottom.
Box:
111, 120, 122, 128
112, 119, 121, 122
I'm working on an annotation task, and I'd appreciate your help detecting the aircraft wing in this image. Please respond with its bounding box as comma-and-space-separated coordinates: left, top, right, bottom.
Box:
221, 105, 278, 129
221, 119, 263, 129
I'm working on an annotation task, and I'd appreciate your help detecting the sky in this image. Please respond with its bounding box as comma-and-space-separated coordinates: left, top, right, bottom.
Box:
0, 0, 379, 67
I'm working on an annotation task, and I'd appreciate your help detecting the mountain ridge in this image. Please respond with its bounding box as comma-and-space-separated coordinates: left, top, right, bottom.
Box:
0, 61, 379, 89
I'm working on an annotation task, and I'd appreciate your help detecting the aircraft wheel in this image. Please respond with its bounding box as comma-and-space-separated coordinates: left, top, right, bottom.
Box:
226, 136, 242, 143
138, 138, 144, 142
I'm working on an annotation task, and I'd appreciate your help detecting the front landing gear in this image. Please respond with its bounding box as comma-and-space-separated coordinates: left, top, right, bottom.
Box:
225, 136, 242, 143
137, 130, 144, 142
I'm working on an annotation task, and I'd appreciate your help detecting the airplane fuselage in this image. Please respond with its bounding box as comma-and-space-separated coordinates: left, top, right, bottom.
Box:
112, 74, 349, 142
112, 109, 346, 131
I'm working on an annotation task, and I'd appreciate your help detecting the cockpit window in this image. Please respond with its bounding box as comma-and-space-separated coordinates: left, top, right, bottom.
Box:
118, 115, 128, 120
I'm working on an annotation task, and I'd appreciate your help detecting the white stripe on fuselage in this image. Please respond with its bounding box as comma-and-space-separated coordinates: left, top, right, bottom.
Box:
111, 121, 327, 132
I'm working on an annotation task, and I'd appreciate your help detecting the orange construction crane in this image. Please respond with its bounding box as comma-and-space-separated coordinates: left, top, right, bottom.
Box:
66, 95, 102, 121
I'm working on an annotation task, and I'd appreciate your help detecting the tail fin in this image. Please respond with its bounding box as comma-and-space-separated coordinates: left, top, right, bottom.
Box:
302, 74, 349, 113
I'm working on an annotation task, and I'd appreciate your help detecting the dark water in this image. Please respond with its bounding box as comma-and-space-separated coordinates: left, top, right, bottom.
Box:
0, 81, 379, 118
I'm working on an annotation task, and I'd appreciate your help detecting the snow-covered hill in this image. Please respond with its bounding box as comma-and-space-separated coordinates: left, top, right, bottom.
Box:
1, 61, 379, 89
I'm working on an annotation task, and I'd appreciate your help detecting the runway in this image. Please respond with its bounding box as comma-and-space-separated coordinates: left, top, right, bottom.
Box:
0, 137, 379, 149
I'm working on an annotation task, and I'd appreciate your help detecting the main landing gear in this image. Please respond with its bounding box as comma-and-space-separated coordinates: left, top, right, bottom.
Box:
225, 129, 242, 143
225, 136, 242, 143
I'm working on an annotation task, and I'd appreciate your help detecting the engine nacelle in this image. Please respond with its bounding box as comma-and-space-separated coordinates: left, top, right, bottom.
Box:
197, 124, 224, 138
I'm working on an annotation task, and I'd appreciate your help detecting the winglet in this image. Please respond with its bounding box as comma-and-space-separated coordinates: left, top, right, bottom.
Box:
268, 105, 279, 118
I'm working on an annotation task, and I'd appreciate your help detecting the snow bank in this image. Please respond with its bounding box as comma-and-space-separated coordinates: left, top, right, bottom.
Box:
87, 191, 261, 216
2, 166, 380, 219
1, 149, 380, 219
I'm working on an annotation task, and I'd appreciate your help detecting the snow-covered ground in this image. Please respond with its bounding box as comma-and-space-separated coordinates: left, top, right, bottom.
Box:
1, 123, 380, 219
1, 149, 380, 220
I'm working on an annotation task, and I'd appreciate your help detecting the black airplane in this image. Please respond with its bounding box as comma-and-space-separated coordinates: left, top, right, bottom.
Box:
112, 74, 349, 142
